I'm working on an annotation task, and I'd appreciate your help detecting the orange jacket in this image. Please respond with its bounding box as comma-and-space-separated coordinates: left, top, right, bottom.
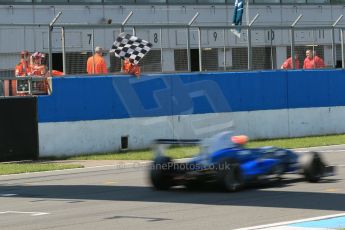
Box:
52, 70, 64, 76
15, 59, 30, 76
303, 56, 325, 69
303, 58, 315, 69
123, 59, 141, 77
87, 54, 108, 74
281, 57, 300, 69
313, 56, 325, 68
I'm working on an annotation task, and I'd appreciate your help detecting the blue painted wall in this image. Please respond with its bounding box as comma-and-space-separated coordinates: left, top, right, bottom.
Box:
38, 69, 345, 123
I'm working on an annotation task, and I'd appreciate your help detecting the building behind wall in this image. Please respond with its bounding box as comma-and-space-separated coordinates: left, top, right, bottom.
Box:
0, 0, 344, 76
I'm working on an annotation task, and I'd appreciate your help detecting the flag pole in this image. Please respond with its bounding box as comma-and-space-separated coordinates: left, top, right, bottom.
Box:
246, 0, 249, 26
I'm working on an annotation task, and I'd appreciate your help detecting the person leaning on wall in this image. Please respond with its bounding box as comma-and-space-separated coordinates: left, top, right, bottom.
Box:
86, 46, 108, 75
122, 59, 141, 78
312, 51, 325, 68
281, 53, 300, 70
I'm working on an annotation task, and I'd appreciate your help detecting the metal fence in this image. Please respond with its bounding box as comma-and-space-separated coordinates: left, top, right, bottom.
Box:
1, 12, 345, 96
46, 12, 344, 73
51, 19, 345, 74
0, 77, 50, 97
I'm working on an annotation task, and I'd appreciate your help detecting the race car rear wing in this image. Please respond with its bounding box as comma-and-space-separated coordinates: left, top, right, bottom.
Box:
153, 139, 201, 157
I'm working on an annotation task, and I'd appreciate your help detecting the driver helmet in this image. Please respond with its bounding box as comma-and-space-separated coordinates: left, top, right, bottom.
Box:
231, 135, 249, 145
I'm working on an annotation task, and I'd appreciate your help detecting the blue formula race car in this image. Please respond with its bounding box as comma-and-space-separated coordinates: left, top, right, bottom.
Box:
149, 131, 335, 192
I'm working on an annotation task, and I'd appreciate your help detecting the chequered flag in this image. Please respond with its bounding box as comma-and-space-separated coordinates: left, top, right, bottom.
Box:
110, 32, 153, 65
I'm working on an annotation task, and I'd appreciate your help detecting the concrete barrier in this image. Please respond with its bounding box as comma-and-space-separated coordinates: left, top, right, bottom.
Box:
37, 69, 345, 156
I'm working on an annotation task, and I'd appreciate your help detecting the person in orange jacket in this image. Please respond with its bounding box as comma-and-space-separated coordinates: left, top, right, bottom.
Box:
303, 50, 325, 69
11, 51, 31, 96
123, 59, 141, 78
52, 70, 64, 76
281, 54, 300, 70
29, 52, 47, 76
312, 51, 325, 68
29, 52, 49, 94
15, 50, 31, 76
86, 46, 108, 75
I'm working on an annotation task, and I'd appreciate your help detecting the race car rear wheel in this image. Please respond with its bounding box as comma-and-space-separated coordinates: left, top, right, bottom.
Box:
150, 156, 173, 190
300, 151, 324, 182
217, 159, 244, 192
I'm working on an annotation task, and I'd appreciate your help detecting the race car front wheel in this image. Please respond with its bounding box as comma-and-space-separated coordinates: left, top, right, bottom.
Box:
150, 156, 173, 190
300, 151, 324, 182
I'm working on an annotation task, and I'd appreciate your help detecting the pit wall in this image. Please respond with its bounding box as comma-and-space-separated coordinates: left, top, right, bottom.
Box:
38, 70, 345, 156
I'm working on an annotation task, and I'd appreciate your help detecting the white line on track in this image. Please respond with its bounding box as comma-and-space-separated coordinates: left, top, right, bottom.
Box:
0, 211, 50, 216
234, 212, 345, 230
0, 194, 17, 197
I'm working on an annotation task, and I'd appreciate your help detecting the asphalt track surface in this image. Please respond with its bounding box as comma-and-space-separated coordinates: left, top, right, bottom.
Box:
0, 145, 344, 230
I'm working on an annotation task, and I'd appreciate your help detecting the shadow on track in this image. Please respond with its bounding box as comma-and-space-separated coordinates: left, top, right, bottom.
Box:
0, 178, 344, 211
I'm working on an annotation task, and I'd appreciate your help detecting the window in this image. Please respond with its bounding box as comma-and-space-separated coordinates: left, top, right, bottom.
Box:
198, 0, 226, 3
140, 50, 162, 72
307, 0, 329, 3
253, 0, 280, 3
136, 0, 166, 3
34, 0, 68, 2
281, 0, 306, 4
174, 49, 188, 72
167, 0, 197, 4
68, 0, 102, 3
4, 0, 32, 2
104, 0, 135, 3
331, 0, 345, 3
66, 52, 88, 74
201, 48, 219, 71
